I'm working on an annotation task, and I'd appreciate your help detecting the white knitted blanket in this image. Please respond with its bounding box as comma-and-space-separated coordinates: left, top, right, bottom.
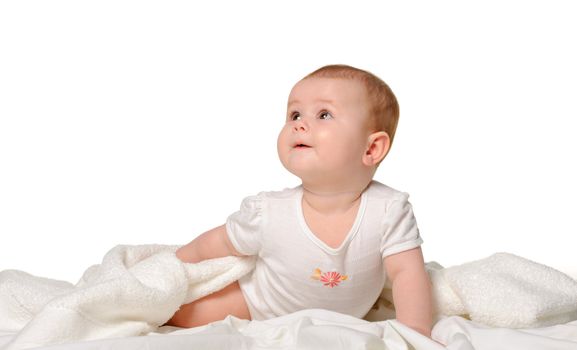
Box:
365, 252, 577, 328
0, 245, 255, 350
2, 247, 577, 350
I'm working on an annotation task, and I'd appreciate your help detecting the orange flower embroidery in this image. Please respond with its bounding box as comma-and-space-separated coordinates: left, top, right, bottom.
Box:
311, 268, 348, 288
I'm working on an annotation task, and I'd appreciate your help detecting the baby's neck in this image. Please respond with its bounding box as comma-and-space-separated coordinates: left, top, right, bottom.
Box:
301, 183, 369, 216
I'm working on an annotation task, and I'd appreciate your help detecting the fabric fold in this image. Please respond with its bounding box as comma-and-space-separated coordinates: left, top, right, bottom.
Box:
2, 247, 576, 350
0, 245, 255, 350
365, 253, 577, 328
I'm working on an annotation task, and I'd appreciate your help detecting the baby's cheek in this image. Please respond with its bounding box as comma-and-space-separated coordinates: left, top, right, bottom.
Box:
276, 130, 290, 153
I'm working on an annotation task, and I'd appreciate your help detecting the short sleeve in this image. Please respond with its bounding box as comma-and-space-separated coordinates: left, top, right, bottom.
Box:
225, 193, 264, 256
380, 193, 423, 259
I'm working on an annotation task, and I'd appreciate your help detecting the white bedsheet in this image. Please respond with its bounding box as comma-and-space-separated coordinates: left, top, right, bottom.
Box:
2, 246, 576, 349
1, 309, 575, 350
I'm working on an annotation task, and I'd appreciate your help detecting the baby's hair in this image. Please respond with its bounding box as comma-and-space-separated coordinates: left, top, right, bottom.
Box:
303, 65, 400, 160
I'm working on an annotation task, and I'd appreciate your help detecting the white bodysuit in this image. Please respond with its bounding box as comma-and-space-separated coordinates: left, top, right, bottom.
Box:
225, 180, 423, 320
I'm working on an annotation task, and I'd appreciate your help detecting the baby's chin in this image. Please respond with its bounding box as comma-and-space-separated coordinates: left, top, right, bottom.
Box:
285, 166, 331, 185
281, 162, 312, 180
279, 154, 343, 183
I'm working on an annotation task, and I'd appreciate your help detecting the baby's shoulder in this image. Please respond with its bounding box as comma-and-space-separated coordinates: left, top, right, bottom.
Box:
258, 186, 300, 200
262, 187, 298, 199
366, 180, 410, 203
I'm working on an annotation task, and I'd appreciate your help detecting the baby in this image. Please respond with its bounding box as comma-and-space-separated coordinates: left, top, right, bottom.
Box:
168, 64, 433, 337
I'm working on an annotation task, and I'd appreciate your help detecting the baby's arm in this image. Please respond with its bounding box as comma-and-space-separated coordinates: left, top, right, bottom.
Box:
384, 247, 433, 337
176, 224, 245, 264
167, 224, 250, 327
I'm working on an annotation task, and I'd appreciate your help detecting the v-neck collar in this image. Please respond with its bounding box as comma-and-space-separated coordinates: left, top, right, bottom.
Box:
295, 184, 369, 255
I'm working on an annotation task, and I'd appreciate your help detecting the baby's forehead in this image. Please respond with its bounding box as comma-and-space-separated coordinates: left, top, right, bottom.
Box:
288, 77, 369, 106
291, 76, 363, 90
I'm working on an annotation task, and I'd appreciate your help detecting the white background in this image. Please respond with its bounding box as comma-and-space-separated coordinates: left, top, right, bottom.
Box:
1, 1, 576, 283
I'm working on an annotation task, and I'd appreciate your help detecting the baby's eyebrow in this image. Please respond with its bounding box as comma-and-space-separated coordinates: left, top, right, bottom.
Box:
287, 98, 336, 107
316, 98, 336, 105
287, 99, 300, 108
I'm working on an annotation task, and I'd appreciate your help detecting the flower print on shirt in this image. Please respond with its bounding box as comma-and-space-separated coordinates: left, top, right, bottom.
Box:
311, 268, 348, 288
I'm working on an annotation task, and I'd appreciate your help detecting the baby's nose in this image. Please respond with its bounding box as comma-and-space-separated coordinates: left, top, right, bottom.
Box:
292, 119, 308, 132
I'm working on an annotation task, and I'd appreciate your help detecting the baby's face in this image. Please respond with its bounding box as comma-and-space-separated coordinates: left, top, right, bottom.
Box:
277, 77, 372, 183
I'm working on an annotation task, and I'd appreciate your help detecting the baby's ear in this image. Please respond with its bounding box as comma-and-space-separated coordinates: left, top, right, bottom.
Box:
363, 131, 390, 166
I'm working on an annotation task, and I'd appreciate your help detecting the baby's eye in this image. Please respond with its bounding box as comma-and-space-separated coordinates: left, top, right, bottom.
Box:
319, 111, 333, 120
290, 112, 301, 121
